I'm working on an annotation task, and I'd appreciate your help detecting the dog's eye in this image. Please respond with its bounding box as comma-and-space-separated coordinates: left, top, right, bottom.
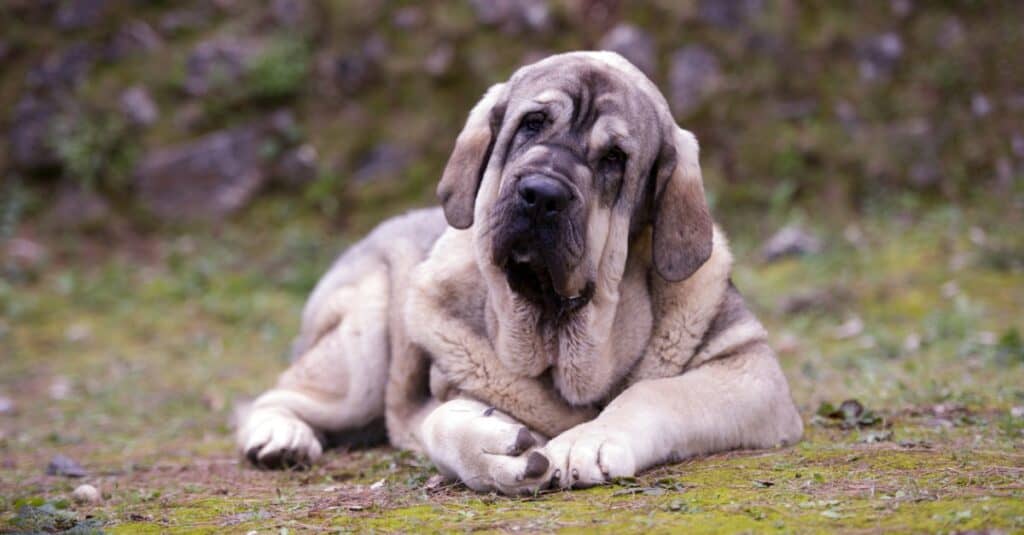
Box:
601, 147, 627, 168
520, 112, 547, 135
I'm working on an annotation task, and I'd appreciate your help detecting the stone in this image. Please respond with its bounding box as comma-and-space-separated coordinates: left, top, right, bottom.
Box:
134, 111, 298, 221
891, 0, 913, 18
469, 0, 551, 34
1011, 133, 1024, 159
119, 86, 158, 126
0, 395, 14, 415
270, 0, 311, 27
160, 8, 210, 34
858, 33, 903, 82
46, 185, 111, 229
26, 42, 98, 90
4, 238, 48, 274
598, 24, 656, 78
424, 43, 455, 77
72, 484, 102, 504
8, 95, 61, 170
54, 0, 109, 31
668, 45, 722, 118
697, 0, 764, 29
971, 94, 992, 117
936, 17, 965, 50
761, 225, 822, 262
108, 20, 163, 60
392, 6, 424, 29
47, 454, 87, 478
352, 144, 411, 184
273, 144, 318, 188
330, 38, 384, 95
184, 38, 259, 96
909, 161, 941, 189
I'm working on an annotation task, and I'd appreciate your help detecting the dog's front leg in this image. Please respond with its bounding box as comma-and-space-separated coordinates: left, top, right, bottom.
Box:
541, 343, 804, 488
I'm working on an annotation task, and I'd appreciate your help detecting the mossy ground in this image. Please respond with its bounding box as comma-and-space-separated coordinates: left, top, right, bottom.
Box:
1, 196, 1021, 533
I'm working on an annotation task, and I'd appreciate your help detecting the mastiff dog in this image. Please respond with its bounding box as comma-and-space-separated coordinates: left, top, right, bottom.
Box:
236, 51, 803, 494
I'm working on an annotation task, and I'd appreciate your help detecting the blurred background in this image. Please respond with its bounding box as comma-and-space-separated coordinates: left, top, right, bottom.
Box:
2, 0, 1022, 234
1, 1, 1023, 531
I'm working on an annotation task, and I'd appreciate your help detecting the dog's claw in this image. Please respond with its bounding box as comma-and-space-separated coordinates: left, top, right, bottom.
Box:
511, 427, 536, 455
524, 451, 549, 479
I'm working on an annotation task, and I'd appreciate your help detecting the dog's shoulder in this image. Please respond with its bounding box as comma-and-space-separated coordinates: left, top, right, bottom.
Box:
406, 227, 489, 338
625, 225, 736, 383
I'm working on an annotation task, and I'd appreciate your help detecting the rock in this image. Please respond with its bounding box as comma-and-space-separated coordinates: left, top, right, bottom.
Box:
469, 0, 551, 34
49, 376, 73, 400
352, 144, 411, 184
108, 20, 163, 60
566, 0, 621, 34
184, 38, 260, 96
54, 0, 109, 31
72, 484, 102, 504
392, 6, 424, 29
273, 144, 318, 188
936, 17, 965, 50
160, 8, 210, 34
971, 93, 992, 117
909, 161, 941, 189
119, 86, 158, 126
668, 45, 722, 118
4, 238, 48, 274
46, 185, 111, 230
890, 0, 913, 18
833, 317, 864, 340
424, 43, 455, 77
47, 454, 87, 478
134, 111, 298, 221
761, 224, 822, 262
0, 396, 14, 415
270, 0, 312, 27
26, 42, 98, 90
857, 33, 903, 82
697, 0, 764, 29
778, 287, 850, 316
322, 34, 389, 95
598, 24, 656, 78
65, 323, 92, 343
8, 95, 62, 170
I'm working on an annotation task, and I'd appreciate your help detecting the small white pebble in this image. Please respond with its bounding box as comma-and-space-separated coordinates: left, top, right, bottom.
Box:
72, 484, 101, 504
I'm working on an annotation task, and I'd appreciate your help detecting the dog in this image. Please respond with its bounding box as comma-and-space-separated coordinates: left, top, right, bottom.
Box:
236, 51, 803, 495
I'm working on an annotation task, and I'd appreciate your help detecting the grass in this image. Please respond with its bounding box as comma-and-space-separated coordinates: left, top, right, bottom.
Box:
1, 195, 1023, 533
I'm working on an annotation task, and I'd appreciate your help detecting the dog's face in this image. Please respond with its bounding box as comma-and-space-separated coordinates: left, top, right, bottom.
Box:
438, 52, 713, 320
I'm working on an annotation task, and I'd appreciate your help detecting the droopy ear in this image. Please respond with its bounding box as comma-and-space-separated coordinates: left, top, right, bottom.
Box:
437, 83, 508, 229
651, 127, 713, 282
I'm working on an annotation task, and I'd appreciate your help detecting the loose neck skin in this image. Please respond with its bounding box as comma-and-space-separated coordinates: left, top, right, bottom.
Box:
482, 221, 651, 407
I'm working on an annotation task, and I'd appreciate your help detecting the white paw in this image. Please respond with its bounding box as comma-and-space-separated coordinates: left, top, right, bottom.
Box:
421, 399, 548, 495
238, 408, 323, 469
543, 424, 636, 489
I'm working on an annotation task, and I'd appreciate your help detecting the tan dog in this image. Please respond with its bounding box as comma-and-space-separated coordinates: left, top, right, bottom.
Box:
237, 51, 803, 495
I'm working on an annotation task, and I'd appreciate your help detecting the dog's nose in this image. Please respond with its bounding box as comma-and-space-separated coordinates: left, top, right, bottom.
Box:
517, 175, 571, 219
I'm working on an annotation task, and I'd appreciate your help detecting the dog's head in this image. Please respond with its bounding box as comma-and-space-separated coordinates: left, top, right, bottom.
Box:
438, 51, 712, 319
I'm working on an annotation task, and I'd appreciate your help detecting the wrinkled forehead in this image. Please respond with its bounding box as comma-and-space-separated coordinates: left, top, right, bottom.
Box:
505, 54, 666, 147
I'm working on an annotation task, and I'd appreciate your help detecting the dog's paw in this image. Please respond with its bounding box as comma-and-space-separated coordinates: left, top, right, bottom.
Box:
238, 408, 322, 469
420, 399, 548, 495
543, 424, 636, 489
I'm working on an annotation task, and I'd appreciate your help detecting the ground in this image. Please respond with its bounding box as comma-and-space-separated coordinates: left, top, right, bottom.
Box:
1, 197, 1022, 533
